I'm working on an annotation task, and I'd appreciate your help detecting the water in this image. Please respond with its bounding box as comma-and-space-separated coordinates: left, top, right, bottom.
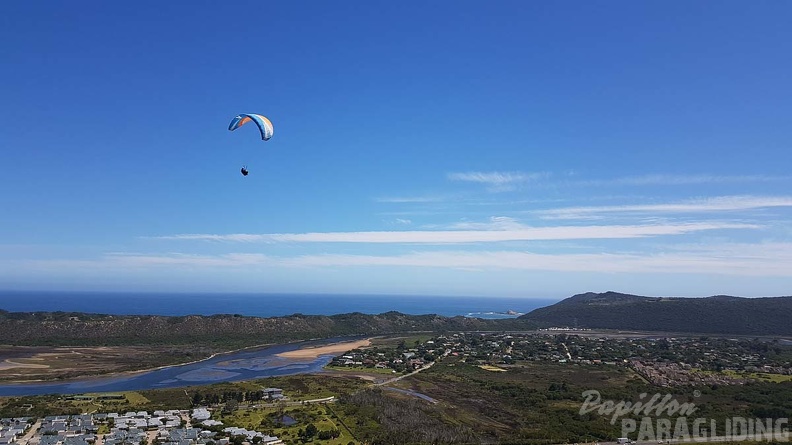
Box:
278, 415, 297, 426
0, 336, 362, 396
0, 291, 558, 318
0, 292, 560, 396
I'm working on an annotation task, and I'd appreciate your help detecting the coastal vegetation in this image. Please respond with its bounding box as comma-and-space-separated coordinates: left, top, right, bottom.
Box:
0, 310, 529, 348
521, 292, 792, 335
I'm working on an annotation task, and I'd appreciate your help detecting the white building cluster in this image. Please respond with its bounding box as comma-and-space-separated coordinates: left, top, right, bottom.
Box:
4, 410, 282, 445
0, 418, 30, 445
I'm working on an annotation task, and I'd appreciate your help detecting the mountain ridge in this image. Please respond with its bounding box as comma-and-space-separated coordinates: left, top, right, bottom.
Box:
0, 309, 533, 346
520, 291, 792, 335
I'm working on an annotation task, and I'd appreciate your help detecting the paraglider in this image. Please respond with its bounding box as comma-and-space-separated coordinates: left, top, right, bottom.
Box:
228, 113, 274, 141
228, 113, 274, 176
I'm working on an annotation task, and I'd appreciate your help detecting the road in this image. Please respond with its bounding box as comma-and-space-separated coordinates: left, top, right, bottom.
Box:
374, 359, 437, 386
246, 396, 337, 409
17, 420, 41, 445
367, 350, 448, 403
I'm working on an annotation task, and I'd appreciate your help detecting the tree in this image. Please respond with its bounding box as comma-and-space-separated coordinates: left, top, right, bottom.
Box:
223, 399, 239, 414
276, 399, 287, 417
305, 423, 318, 438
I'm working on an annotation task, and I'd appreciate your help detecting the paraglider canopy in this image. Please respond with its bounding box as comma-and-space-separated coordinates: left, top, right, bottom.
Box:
228, 113, 274, 141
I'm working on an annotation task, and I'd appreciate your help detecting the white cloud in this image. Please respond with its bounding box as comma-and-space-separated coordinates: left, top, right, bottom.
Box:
537, 195, 792, 220
151, 221, 756, 244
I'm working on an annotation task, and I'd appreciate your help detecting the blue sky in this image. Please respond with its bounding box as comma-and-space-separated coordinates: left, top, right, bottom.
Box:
2, 1, 791, 298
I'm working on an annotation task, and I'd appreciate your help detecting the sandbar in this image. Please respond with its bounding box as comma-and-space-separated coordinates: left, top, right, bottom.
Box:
0, 360, 51, 371
276, 339, 371, 359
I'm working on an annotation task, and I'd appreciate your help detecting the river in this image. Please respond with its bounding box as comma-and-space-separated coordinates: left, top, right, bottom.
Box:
0, 336, 364, 396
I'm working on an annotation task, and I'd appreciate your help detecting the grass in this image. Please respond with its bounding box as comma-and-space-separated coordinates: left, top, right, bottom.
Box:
217, 404, 356, 444
259, 375, 365, 401
121, 391, 151, 405
478, 364, 508, 372
692, 368, 792, 383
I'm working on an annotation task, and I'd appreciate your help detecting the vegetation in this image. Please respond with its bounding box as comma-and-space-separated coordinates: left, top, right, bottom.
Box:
0, 309, 532, 347
3, 357, 792, 444
521, 292, 792, 335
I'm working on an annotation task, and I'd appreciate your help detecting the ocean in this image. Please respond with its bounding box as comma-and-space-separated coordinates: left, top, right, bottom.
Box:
0, 291, 559, 318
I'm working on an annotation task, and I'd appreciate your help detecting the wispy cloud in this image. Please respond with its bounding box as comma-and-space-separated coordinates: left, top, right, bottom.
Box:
291, 244, 792, 276
26, 242, 790, 277
383, 218, 413, 226
151, 221, 756, 244
537, 195, 792, 220
447, 171, 550, 185
444, 216, 525, 230
447, 171, 551, 191
374, 195, 447, 203
583, 174, 789, 187
107, 252, 275, 267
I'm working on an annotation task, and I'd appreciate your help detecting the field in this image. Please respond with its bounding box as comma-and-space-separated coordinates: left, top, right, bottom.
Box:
478, 364, 508, 372
693, 368, 792, 383
375, 358, 647, 443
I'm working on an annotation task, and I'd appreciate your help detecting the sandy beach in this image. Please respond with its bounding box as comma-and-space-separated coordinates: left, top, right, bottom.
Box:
275, 338, 371, 359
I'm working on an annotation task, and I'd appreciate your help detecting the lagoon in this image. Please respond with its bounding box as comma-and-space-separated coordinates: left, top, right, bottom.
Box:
0, 336, 363, 397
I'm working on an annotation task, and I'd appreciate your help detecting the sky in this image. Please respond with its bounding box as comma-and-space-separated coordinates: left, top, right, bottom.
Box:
1, 1, 791, 299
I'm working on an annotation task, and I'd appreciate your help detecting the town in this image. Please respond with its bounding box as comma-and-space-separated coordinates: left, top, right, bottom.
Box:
328, 332, 792, 386
1, 405, 286, 445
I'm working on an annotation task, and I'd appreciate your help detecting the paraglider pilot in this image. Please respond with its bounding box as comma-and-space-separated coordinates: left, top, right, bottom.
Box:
240, 166, 249, 176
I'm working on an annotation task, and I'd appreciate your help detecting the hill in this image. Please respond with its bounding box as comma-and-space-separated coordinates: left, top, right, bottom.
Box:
519, 291, 792, 335
0, 309, 535, 347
